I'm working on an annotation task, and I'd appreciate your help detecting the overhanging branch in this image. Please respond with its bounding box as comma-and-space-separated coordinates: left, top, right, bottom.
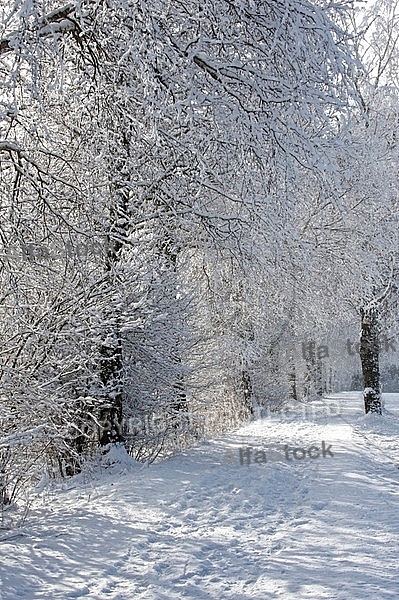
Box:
0, 3, 76, 55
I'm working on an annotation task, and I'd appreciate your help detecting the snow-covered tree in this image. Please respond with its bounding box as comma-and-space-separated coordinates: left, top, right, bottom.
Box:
0, 0, 362, 496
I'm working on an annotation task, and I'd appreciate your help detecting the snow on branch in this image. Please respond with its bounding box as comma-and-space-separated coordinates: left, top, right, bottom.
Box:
0, 140, 21, 153
0, 3, 76, 55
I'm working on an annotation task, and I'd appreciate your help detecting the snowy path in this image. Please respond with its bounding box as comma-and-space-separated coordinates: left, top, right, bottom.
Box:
1, 392, 399, 599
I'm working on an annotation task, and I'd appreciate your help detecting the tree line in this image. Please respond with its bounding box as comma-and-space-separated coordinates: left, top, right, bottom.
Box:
1, 0, 399, 511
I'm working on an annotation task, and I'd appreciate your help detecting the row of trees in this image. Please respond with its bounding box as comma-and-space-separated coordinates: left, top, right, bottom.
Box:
1, 0, 399, 509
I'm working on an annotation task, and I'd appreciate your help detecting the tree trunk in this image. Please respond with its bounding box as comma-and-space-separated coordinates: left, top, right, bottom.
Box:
96, 130, 130, 446
359, 307, 382, 414
286, 348, 298, 401
241, 369, 254, 417
288, 368, 298, 401
315, 356, 323, 398
97, 326, 123, 445
171, 354, 188, 428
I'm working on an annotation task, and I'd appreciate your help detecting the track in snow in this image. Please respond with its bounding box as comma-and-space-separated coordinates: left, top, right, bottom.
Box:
1, 392, 399, 599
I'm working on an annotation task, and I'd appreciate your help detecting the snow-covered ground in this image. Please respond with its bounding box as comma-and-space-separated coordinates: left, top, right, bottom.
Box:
1, 392, 399, 599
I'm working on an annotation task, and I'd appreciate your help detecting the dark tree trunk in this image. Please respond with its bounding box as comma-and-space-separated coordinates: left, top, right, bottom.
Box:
241, 369, 254, 417
315, 356, 323, 398
287, 349, 298, 401
301, 340, 324, 400
96, 130, 130, 446
98, 326, 123, 445
359, 307, 382, 414
288, 368, 297, 401
302, 340, 320, 400
171, 354, 188, 428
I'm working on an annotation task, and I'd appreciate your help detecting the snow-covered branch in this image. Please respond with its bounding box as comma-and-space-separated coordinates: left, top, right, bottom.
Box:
0, 3, 76, 55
